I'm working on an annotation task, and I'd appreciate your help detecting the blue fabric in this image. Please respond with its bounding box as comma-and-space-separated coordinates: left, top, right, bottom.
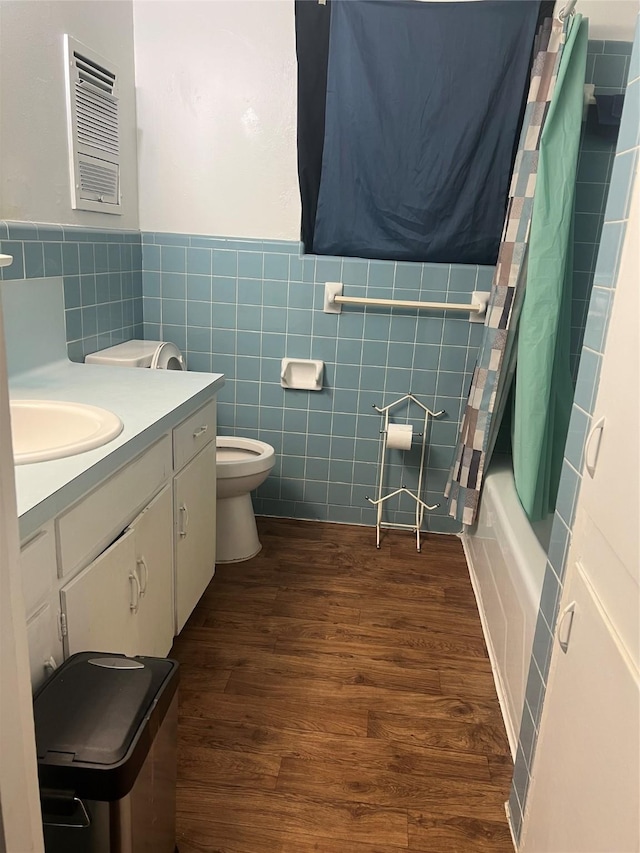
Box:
313, 0, 541, 264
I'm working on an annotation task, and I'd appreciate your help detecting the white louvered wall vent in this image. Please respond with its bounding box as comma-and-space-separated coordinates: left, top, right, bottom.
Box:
64, 35, 121, 214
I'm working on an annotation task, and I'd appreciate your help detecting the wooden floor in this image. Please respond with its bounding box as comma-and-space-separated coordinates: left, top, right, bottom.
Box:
171, 518, 514, 853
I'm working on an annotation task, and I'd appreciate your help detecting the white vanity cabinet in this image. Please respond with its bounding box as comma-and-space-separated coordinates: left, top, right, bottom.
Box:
173, 400, 217, 633
20, 393, 219, 688
130, 485, 174, 656
21, 523, 64, 689
60, 484, 174, 658
61, 528, 138, 657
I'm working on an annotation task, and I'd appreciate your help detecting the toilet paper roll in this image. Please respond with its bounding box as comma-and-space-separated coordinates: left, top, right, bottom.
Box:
386, 423, 413, 450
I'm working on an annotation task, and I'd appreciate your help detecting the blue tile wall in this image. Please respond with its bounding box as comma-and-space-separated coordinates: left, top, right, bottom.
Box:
0, 221, 143, 361
141, 232, 494, 532
571, 39, 633, 380
509, 18, 639, 843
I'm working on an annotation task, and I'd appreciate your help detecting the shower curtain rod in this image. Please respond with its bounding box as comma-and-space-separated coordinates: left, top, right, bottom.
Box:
558, 0, 577, 21
318, 0, 577, 16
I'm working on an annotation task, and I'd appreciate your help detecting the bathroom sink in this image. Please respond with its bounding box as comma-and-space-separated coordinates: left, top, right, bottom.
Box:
10, 400, 124, 465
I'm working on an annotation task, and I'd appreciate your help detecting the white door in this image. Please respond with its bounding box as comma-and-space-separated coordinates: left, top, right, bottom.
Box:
130, 485, 174, 656
61, 529, 139, 656
174, 441, 216, 633
521, 562, 640, 853
520, 169, 640, 850
0, 283, 44, 850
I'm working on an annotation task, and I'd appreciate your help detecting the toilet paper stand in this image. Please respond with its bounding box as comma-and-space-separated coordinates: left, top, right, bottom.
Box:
366, 393, 444, 551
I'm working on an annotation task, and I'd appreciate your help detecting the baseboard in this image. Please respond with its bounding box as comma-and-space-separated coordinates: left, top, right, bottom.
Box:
460, 531, 518, 758
505, 798, 519, 850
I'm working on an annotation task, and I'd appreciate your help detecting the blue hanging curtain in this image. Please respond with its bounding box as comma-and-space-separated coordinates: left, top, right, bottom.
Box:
512, 15, 588, 521
446, 13, 566, 526
310, 0, 542, 264
295, 0, 332, 253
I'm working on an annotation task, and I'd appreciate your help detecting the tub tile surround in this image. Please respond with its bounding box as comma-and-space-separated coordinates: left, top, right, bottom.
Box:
142, 233, 494, 533
571, 39, 634, 379
509, 20, 639, 841
0, 221, 144, 361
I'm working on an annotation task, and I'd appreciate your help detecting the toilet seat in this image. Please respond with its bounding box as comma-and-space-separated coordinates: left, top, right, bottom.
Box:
216, 437, 275, 479
150, 342, 185, 371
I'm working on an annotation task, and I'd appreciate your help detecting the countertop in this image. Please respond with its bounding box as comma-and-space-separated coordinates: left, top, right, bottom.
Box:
12, 359, 224, 539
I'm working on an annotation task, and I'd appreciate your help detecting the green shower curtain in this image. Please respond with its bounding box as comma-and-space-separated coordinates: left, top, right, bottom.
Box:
513, 13, 588, 522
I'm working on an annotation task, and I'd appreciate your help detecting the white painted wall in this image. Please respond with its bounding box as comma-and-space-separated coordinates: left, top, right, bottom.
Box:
0, 1, 139, 230
1, 0, 631, 238
133, 0, 299, 239
133, 0, 637, 240
579, 0, 640, 40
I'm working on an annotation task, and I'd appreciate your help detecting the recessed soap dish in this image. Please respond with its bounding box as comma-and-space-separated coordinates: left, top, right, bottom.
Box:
281, 358, 324, 391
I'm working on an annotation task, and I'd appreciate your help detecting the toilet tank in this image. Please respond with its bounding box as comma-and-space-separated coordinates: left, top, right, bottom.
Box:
85, 340, 161, 367
85, 341, 184, 370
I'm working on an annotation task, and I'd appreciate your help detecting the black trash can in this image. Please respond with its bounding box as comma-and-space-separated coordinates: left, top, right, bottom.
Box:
33, 651, 179, 853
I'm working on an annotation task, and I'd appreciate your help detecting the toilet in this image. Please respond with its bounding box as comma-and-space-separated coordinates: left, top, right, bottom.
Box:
85, 340, 275, 564
216, 437, 275, 563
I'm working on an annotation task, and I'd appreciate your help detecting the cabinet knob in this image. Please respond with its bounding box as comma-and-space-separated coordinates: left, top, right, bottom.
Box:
193, 425, 208, 439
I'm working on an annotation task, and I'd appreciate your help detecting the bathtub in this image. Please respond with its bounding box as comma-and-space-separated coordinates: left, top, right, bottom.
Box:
461, 455, 550, 757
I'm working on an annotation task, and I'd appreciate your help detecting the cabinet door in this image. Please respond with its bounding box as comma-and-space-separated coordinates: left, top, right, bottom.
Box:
26, 601, 63, 690
61, 529, 139, 656
521, 181, 640, 851
573, 182, 639, 670
130, 485, 174, 657
174, 442, 216, 633
20, 522, 57, 619
521, 563, 640, 853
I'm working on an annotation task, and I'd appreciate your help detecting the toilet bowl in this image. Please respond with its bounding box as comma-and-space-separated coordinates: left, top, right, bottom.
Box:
216, 436, 275, 563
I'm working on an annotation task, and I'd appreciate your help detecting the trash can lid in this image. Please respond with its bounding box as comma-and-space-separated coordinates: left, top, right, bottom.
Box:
34, 652, 179, 801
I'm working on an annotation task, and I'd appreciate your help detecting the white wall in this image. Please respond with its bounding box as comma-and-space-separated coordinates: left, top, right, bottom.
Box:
579, 1, 640, 40
0, 1, 139, 230
133, 0, 637, 241
133, 0, 299, 239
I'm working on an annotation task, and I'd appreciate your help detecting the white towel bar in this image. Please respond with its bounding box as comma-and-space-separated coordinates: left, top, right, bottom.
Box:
323, 282, 488, 322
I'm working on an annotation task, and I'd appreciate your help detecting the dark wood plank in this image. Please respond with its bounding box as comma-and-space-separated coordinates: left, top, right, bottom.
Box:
178, 744, 280, 792
368, 711, 510, 757
176, 789, 409, 847
408, 812, 514, 852
171, 518, 514, 851
179, 716, 492, 783
178, 692, 369, 737
177, 820, 413, 853
276, 757, 509, 818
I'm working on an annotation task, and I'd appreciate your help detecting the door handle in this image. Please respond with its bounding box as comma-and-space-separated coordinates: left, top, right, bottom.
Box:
557, 600, 576, 653
179, 503, 189, 538
193, 425, 208, 439
584, 416, 605, 478
129, 571, 141, 613
137, 557, 149, 597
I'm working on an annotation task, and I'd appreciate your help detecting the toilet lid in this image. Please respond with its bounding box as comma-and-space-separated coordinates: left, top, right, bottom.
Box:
150, 342, 185, 371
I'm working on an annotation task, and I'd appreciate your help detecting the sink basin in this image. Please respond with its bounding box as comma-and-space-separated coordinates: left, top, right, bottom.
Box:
10, 400, 124, 465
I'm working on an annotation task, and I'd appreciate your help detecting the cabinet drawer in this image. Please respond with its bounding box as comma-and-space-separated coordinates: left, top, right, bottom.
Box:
57, 435, 172, 578
173, 398, 216, 471
21, 522, 56, 619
